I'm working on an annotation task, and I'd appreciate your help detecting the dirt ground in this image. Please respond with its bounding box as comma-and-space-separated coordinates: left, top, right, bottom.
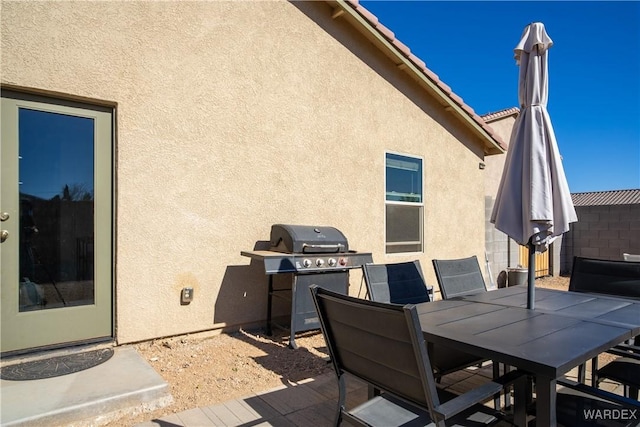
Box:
108, 276, 573, 426
108, 321, 332, 426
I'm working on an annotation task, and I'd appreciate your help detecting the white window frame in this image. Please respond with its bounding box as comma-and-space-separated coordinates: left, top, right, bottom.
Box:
384, 151, 424, 254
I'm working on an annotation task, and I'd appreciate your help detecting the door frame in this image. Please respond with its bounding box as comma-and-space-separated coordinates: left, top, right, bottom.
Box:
1, 88, 116, 355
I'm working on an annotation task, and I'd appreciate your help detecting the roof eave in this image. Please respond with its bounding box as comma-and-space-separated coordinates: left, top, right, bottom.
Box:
327, 0, 505, 155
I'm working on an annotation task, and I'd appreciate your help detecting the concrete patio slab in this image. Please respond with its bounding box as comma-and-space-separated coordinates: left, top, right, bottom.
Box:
0, 346, 171, 426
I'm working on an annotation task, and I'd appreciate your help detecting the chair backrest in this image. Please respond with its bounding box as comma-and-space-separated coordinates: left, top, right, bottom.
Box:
432, 256, 487, 300
623, 253, 640, 262
310, 285, 440, 414
362, 261, 430, 304
569, 256, 640, 299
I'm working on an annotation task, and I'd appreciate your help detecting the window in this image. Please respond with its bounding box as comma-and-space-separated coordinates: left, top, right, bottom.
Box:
385, 152, 423, 253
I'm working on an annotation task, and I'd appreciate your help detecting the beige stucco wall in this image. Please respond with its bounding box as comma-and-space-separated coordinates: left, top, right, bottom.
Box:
484, 116, 515, 198
2, 1, 489, 344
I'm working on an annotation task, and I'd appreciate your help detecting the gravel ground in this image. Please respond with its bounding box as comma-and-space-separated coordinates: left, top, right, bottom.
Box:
108, 275, 605, 426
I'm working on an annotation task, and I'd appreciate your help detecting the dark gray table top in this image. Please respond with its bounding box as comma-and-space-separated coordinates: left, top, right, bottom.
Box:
416, 298, 636, 378
458, 287, 640, 335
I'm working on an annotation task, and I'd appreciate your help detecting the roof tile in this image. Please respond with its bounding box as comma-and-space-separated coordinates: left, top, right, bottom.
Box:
422, 68, 440, 83
449, 92, 464, 105
572, 189, 640, 206
376, 23, 395, 41
355, 4, 378, 25
408, 53, 425, 69
393, 38, 411, 56
437, 81, 452, 95
481, 107, 520, 123
460, 102, 476, 116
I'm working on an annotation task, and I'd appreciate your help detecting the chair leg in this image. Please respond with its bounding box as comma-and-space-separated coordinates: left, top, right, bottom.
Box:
336, 375, 346, 427
503, 364, 512, 409
526, 375, 534, 406
591, 357, 599, 388
577, 363, 586, 384
492, 362, 501, 410
619, 384, 638, 400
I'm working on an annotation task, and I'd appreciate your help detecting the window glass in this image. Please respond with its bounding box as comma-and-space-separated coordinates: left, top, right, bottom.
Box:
386, 153, 422, 203
19, 108, 96, 311
385, 153, 423, 254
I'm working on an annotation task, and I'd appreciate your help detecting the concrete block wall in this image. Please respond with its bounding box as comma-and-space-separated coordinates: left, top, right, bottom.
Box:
485, 196, 510, 285
561, 204, 640, 273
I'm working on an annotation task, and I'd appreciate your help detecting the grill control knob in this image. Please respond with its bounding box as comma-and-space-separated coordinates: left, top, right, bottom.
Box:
339, 257, 347, 266
316, 259, 325, 267
328, 258, 337, 267
303, 259, 312, 268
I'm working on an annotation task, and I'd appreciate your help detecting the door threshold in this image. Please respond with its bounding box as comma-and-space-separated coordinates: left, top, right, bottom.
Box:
0, 338, 114, 366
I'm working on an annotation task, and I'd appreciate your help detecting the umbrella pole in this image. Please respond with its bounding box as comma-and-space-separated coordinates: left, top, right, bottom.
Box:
527, 241, 536, 309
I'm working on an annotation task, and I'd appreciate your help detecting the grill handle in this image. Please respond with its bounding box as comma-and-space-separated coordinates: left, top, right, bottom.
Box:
302, 243, 344, 253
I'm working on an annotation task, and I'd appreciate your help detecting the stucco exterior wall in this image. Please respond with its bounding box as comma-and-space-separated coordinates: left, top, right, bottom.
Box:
483, 118, 515, 199
2, 1, 489, 344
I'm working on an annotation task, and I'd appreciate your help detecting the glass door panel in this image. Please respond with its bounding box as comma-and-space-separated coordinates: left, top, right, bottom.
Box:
19, 109, 95, 311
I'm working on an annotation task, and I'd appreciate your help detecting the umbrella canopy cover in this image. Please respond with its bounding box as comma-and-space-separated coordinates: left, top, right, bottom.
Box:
491, 22, 577, 253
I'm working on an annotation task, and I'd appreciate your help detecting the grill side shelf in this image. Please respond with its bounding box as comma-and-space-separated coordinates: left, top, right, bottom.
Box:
264, 257, 296, 274
241, 251, 296, 275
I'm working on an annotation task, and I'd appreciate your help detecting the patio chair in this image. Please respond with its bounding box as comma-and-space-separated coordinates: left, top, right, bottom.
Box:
592, 338, 640, 400
552, 379, 640, 427
362, 261, 490, 383
362, 260, 430, 304
431, 257, 515, 406
570, 256, 640, 397
432, 256, 487, 300
309, 285, 526, 427
569, 256, 640, 299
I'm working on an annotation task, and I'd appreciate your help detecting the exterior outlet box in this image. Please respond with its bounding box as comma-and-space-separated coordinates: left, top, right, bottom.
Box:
181, 287, 194, 304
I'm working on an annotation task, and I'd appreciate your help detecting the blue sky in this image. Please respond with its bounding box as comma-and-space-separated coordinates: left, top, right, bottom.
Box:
360, 1, 640, 193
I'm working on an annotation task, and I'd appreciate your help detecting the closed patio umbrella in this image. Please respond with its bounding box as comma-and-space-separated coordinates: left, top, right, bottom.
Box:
491, 22, 577, 309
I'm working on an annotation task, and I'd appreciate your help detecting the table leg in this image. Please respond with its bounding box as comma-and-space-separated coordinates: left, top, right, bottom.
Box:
536, 375, 557, 426
512, 373, 528, 427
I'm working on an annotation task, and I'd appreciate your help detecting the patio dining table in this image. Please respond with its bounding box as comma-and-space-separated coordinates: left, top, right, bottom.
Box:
416, 287, 640, 426
458, 286, 640, 328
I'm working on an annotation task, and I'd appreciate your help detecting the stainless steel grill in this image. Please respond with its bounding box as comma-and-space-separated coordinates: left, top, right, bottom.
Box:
242, 224, 372, 348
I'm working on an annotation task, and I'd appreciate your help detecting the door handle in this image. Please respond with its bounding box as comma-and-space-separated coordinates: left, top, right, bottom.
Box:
0, 212, 9, 222
0, 230, 8, 243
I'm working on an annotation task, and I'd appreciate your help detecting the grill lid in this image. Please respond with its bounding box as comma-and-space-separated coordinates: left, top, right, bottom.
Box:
270, 224, 349, 253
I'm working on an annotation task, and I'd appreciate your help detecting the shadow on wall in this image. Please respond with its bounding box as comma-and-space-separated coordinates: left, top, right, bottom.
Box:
214, 241, 289, 332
